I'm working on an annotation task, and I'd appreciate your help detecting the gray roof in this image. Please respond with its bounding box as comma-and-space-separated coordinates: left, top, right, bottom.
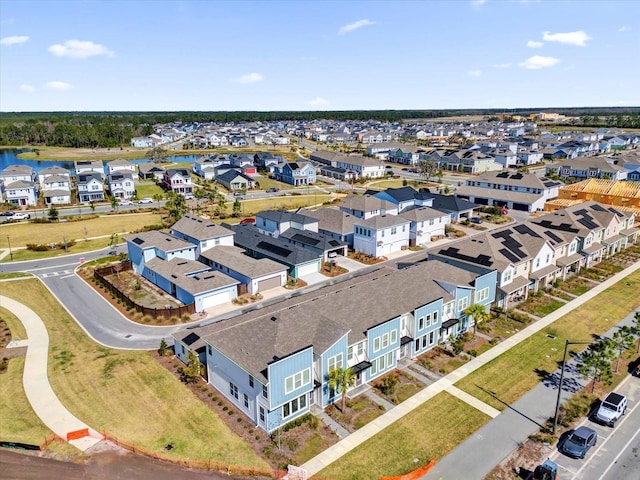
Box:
126, 230, 195, 252
298, 207, 359, 235
39, 166, 70, 176
399, 206, 448, 222
74, 160, 103, 169
138, 162, 166, 174
200, 245, 288, 278
189, 259, 480, 384
279, 227, 348, 251
356, 213, 411, 229
108, 158, 134, 167
554, 156, 628, 173
145, 257, 238, 295
256, 210, 318, 227
171, 215, 234, 241
340, 194, 396, 213
4, 180, 35, 189
226, 224, 321, 267
43, 174, 70, 185
76, 172, 103, 185
471, 171, 557, 189
455, 185, 543, 204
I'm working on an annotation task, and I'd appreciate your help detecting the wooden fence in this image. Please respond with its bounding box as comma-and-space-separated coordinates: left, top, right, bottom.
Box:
101, 431, 286, 478
93, 262, 196, 321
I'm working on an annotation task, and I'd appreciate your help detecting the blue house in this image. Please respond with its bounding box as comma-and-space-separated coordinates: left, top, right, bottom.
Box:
275, 161, 316, 186
173, 259, 496, 432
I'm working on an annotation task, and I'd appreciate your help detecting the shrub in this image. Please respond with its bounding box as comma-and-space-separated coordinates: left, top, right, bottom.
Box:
26, 243, 51, 252
374, 372, 399, 396
181, 314, 191, 322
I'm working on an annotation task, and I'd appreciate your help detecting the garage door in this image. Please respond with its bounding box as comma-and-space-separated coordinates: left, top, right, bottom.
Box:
257, 276, 281, 292
513, 203, 529, 211
201, 289, 232, 309
297, 262, 319, 277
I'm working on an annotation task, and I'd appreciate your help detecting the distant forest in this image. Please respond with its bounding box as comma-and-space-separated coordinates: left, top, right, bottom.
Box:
0, 107, 639, 148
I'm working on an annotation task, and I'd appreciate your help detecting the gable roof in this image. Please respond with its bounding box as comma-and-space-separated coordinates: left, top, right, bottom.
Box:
216, 170, 254, 183
171, 215, 234, 241
256, 209, 318, 227
340, 194, 396, 213
279, 227, 347, 250
200, 245, 288, 278
145, 257, 238, 295
427, 193, 478, 212
297, 208, 359, 235
76, 173, 103, 184
125, 230, 195, 252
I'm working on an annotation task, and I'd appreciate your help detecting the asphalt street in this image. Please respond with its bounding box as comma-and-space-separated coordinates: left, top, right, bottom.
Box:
423, 309, 640, 480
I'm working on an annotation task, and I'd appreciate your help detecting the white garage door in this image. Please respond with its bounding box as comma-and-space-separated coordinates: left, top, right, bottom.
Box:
297, 262, 319, 277
257, 276, 281, 292
201, 289, 232, 309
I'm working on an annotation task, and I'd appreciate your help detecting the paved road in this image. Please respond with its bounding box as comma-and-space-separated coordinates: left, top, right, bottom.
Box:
551, 375, 640, 480
423, 309, 640, 480
0, 246, 183, 350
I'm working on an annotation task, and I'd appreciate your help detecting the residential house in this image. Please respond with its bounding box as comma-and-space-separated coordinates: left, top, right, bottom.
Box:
370, 186, 435, 213
106, 158, 137, 178
226, 224, 323, 279
41, 174, 72, 205
138, 162, 166, 181
425, 193, 478, 222
77, 173, 105, 203
297, 207, 359, 248
172, 260, 496, 432
170, 214, 235, 256
398, 207, 451, 246
163, 168, 193, 196
193, 156, 227, 180
339, 194, 398, 219
455, 171, 562, 213
335, 155, 385, 179
37, 166, 71, 187
275, 161, 316, 186
549, 156, 629, 181
3, 180, 38, 207
107, 172, 136, 200
353, 214, 411, 257
254, 152, 282, 172
74, 160, 105, 179
255, 210, 319, 238
215, 170, 256, 192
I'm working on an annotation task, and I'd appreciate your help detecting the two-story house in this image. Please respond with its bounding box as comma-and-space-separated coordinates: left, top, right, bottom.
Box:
353, 214, 411, 257
163, 168, 193, 196
275, 161, 316, 186
107, 172, 136, 200
76, 173, 105, 203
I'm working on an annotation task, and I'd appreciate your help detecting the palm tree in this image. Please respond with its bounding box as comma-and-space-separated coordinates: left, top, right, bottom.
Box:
612, 326, 634, 373
328, 366, 356, 413
152, 193, 164, 208
464, 303, 490, 337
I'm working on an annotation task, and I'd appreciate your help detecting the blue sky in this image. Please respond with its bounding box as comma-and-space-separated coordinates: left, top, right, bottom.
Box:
1, 0, 638, 112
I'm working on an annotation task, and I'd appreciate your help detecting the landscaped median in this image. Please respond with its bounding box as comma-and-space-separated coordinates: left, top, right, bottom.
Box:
0, 279, 269, 471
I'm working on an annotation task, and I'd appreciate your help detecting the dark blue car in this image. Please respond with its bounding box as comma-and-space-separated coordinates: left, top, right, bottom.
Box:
560, 426, 597, 459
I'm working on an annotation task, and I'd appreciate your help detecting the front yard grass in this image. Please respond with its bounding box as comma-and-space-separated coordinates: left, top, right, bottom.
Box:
134, 181, 165, 199
0, 279, 268, 468
0, 212, 165, 249
455, 270, 640, 411
518, 295, 565, 317
319, 392, 490, 480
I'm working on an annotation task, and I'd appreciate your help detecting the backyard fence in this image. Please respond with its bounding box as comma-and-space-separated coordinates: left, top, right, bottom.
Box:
101, 431, 286, 478
93, 262, 196, 321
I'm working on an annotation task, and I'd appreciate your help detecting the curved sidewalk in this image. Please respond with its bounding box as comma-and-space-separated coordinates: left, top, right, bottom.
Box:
0, 295, 102, 451
300, 261, 640, 477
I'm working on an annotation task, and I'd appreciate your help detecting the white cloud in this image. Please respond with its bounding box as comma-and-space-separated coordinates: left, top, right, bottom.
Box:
471, 0, 488, 6
19, 84, 35, 93
467, 70, 482, 77
519, 55, 560, 69
234, 72, 264, 84
0, 35, 29, 46
618, 25, 630, 32
48, 40, 115, 59
308, 97, 329, 107
338, 19, 376, 35
45, 81, 73, 91
493, 63, 512, 69
542, 30, 591, 46
526, 40, 544, 48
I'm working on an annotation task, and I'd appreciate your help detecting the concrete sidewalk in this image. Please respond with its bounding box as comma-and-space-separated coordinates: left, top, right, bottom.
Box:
0, 295, 102, 451
300, 261, 640, 477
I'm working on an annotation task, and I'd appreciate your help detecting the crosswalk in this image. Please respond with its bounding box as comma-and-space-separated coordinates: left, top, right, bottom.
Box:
37, 270, 73, 278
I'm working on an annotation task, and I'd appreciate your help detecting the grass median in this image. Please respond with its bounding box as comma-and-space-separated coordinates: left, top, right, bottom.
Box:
0, 280, 268, 468
455, 270, 640, 411
319, 392, 490, 480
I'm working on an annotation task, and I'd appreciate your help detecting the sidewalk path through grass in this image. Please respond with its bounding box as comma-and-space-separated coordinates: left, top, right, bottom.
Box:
0, 295, 103, 451
300, 260, 640, 477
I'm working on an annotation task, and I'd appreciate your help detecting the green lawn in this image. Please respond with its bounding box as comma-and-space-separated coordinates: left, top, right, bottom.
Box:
134, 182, 165, 199
0, 213, 165, 249
0, 280, 268, 468
455, 270, 640, 411
319, 392, 490, 480
3, 238, 118, 262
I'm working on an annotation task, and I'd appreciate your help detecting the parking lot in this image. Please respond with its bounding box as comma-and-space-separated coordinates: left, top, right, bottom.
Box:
550, 375, 640, 479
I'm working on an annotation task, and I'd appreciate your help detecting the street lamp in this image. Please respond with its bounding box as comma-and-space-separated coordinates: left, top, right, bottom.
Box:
6, 235, 13, 261
552, 339, 591, 434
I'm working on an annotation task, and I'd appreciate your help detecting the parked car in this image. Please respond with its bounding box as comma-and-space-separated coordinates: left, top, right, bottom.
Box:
233, 192, 245, 197
469, 217, 484, 224
560, 426, 597, 459
119, 199, 133, 206
266, 187, 279, 193
239, 217, 256, 225
184, 194, 194, 200
10, 212, 30, 220
595, 392, 627, 426
138, 198, 154, 204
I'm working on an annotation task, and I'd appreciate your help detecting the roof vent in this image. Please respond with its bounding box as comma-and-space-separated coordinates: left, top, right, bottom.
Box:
271, 316, 277, 322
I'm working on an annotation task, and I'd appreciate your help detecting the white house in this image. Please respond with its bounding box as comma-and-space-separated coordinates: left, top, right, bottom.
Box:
353, 214, 411, 257
107, 172, 136, 199
106, 158, 137, 178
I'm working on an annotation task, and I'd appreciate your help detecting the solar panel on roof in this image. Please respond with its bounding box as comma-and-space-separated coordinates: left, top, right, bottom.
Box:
544, 230, 563, 243
512, 173, 523, 180
499, 248, 520, 264
132, 237, 144, 245
591, 204, 607, 212
290, 233, 320, 246
514, 224, 540, 238
497, 172, 509, 178
328, 240, 341, 247
257, 241, 292, 258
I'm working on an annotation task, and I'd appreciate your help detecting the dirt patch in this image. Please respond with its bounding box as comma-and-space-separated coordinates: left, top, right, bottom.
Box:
320, 262, 348, 277
417, 346, 470, 376
485, 438, 555, 480
372, 369, 426, 405
154, 352, 339, 469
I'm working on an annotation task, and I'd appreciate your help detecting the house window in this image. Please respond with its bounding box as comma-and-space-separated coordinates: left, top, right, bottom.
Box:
259, 406, 265, 423
425, 313, 432, 327
422, 335, 427, 348
457, 297, 469, 312
373, 337, 381, 352
249, 375, 254, 388
243, 393, 249, 408
284, 368, 311, 394
418, 317, 424, 330
328, 353, 343, 372
208, 346, 212, 355
381, 333, 389, 349
390, 330, 397, 345
415, 338, 420, 352
229, 382, 239, 400
475, 287, 489, 303
262, 385, 268, 399
429, 331, 435, 344
347, 345, 354, 362
391, 227, 397, 235
387, 352, 393, 367
283, 394, 307, 419
433, 311, 438, 322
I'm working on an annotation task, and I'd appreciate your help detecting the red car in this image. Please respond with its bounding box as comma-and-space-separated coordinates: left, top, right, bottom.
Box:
240, 218, 256, 225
